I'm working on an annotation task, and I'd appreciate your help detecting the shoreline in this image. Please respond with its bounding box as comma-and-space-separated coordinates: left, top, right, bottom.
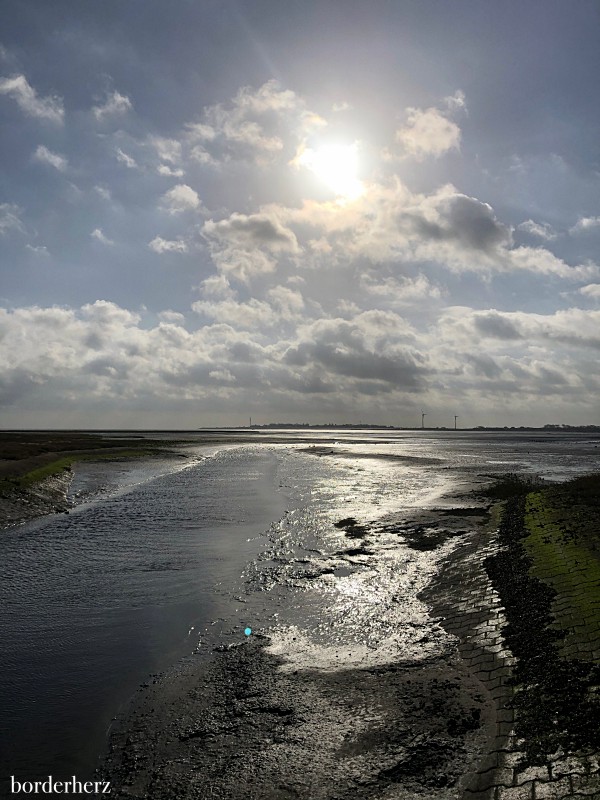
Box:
2, 434, 598, 798
0, 431, 201, 530
99, 482, 499, 799
100, 473, 600, 799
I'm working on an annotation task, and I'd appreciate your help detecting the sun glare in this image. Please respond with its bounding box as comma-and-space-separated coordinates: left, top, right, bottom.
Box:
296, 142, 364, 201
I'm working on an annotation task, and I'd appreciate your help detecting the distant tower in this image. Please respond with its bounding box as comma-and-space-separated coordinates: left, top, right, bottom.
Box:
454, 415, 458, 430
421, 412, 426, 429
249, 417, 252, 427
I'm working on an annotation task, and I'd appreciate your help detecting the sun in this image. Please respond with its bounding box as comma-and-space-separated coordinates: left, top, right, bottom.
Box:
295, 142, 364, 201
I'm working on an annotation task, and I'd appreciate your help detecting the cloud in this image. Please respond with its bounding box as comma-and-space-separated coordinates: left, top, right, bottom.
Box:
188, 80, 324, 165
148, 236, 188, 254
517, 219, 558, 240
25, 244, 49, 256
115, 148, 138, 169
0, 203, 25, 236
91, 228, 114, 246
444, 90, 467, 111
192, 297, 280, 329
507, 247, 597, 280
157, 164, 184, 177
202, 211, 300, 281
395, 101, 462, 160
188, 145, 217, 166
360, 272, 443, 305
570, 216, 600, 234
204, 212, 299, 252
283, 316, 424, 389
273, 180, 597, 280
158, 310, 185, 324
94, 185, 111, 200
161, 183, 200, 214
0, 74, 64, 123
33, 144, 68, 171
1, 295, 598, 425
440, 306, 600, 350
185, 122, 217, 141
473, 312, 523, 340
148, 136, 182, 164
579, 283, 600, 299
92, 90, 132, 121
414, 188, 511, 253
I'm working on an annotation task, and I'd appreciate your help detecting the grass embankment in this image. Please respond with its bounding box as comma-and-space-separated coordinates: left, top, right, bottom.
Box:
0, 450, 156, 492
483, 474, 600, 765
523, 476, 600, 660
0, 431, 190, 496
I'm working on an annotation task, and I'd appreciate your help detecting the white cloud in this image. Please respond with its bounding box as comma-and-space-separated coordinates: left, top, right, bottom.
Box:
33, 144, 68, 171
203, 211, 299, 252
570, 216, 600, 234
332, 101, 352, 112
200, 274, 236, 300
161, 183, 200, 214
267, 285, 305, 315
579, 283, 600, 299
395, 104, 461, 160
148, 236, 188, 254
439, 306, 600, 350
444, 90, 467, 111
192, 297, 280, 329
92, 90, 132, 121
185, 122, 217, 141
190, 80, 325, 165
1, 295, 598, 425
115, 148, 138, 169
158, 310, 186, 324
94, 185, 111, 200
157, 164, 185, 177
517, 219, 557, 240
507, 247, 597, 280
0, 74, 64, 123
148, 136, 182, 164
189, 145, 217, 166
0, 203, 25, 236
270, 179, 597, 280
25, 244, 49, 256
360, 272, 443, 304
91, 228, 114, 246
202, 211, 300, 281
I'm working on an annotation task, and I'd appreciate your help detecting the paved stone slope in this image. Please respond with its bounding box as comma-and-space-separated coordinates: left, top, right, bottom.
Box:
424, 476, 600, 800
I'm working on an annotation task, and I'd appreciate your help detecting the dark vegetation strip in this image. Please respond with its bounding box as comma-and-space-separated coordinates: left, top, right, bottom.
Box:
483, 474, 600, 766
0, 450, 159, 492
0, 431, 197, 491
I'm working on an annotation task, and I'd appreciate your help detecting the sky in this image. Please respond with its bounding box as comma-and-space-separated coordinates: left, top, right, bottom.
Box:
1, 0, 599, 429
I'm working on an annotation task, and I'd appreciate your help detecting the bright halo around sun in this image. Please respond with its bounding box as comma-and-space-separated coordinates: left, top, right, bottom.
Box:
296, 142, 364, 201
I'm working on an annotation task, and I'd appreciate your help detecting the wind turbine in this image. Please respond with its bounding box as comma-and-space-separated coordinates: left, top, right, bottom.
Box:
454, 415, 458, 430
421, 412, 426, 429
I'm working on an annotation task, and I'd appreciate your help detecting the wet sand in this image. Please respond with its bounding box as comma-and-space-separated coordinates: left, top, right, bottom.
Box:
3, 435, 598, 798
99, 472, 600, 799
100, 490, 500, 800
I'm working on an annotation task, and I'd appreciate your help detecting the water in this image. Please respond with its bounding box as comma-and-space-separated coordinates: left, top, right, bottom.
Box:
0, 430, 598, 786
0, 446, 286, 784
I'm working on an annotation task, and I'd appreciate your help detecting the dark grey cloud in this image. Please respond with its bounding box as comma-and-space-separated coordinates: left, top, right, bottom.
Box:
467, 353, 502, 378
0, 368, 40, 405
204, 212, 298, 251
284, 338, 424, 390
412, 193, 511, 253
473, 312, 523, 340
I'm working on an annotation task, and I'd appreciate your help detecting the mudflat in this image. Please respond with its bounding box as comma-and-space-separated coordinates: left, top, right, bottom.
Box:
100, 475, 600, 799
